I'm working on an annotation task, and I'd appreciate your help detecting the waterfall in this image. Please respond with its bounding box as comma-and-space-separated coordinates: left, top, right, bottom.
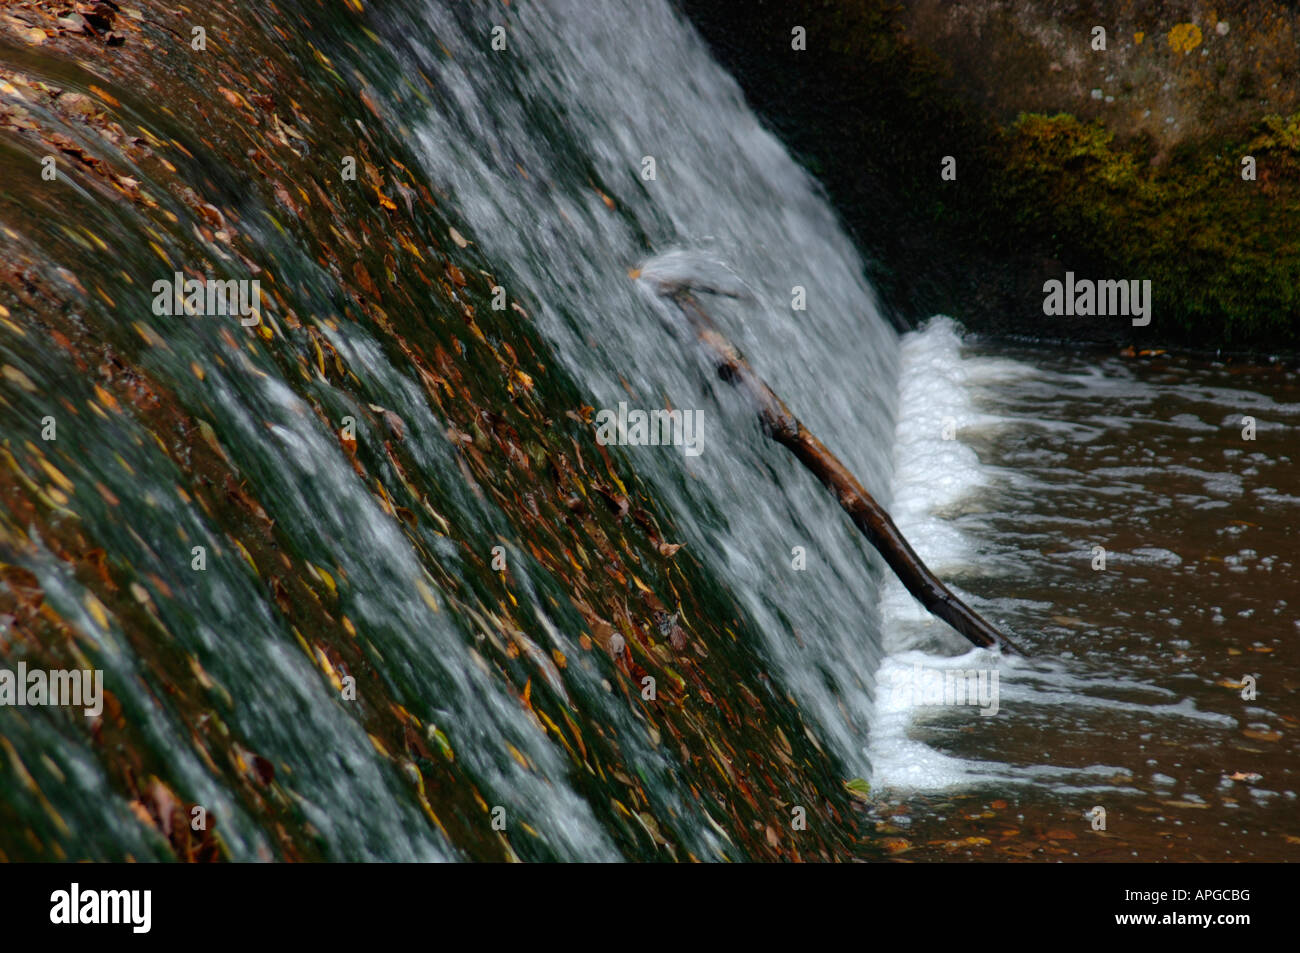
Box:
383, 0, 901, 773
0, 0, 904, 861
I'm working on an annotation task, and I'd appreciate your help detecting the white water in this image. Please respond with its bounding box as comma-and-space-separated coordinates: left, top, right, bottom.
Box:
4, 0, 909, 863
387, 0, 901, 778
869, 318, 1289, 814
869, 317, 1028, 789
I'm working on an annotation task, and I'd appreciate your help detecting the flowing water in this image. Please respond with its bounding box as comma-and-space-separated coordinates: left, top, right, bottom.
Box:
379, 0, 899, 784
873, 319, 1299, 860
0, 0, 1295, 861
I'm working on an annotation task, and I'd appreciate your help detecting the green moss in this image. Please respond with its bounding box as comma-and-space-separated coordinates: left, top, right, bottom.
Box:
682, 0, 1300, 352
998, 112, 1300, 345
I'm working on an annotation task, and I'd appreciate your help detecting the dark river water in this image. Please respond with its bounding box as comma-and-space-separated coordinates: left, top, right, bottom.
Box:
870, 324, 1299, 861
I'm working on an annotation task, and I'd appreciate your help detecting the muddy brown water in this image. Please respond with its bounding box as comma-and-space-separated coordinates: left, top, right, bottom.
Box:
865, 338, 1299, 861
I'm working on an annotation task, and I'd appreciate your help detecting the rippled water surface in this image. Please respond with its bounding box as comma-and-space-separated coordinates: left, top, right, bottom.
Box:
873, 320, 1299, 860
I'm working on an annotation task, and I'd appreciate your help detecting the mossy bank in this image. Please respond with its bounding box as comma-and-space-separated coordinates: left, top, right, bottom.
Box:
677, 0, 1300, 355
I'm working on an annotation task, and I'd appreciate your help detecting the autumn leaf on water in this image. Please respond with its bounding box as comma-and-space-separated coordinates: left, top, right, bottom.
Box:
1242, 728, 1282, 743
2, 365, 37, 392
843, 778, 871, 803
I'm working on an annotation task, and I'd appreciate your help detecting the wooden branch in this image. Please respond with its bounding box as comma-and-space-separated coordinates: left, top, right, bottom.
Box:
670, 292, 1026, 656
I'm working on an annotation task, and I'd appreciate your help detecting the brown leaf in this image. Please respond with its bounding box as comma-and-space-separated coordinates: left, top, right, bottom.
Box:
251, 755, 275, 786
353, 261, 380, 298
382, 409, 406, 441
0, 566, 43, 610
148, 778, 180, 838
1242, 728, 1282, 743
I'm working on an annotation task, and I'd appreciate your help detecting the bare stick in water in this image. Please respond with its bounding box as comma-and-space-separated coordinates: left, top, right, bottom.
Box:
667, 290, 1026, 656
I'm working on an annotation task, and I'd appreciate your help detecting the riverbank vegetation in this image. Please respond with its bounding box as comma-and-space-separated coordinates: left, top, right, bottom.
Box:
679, 0, 1300, 353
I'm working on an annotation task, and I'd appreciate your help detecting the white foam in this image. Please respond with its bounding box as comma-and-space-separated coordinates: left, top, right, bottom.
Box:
869, 650, 998, 790
868, 317, 1032, 791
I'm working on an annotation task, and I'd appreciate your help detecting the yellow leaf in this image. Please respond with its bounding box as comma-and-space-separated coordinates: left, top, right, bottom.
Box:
2, 365, 36, 392
38, 459, 74, 493
1242, 728, 1282, 743
505, 743, 531, 770
416, 576, 440, 612
93, 384, 119, 411
84, 594, 109, 629
234, 540, 258, 575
